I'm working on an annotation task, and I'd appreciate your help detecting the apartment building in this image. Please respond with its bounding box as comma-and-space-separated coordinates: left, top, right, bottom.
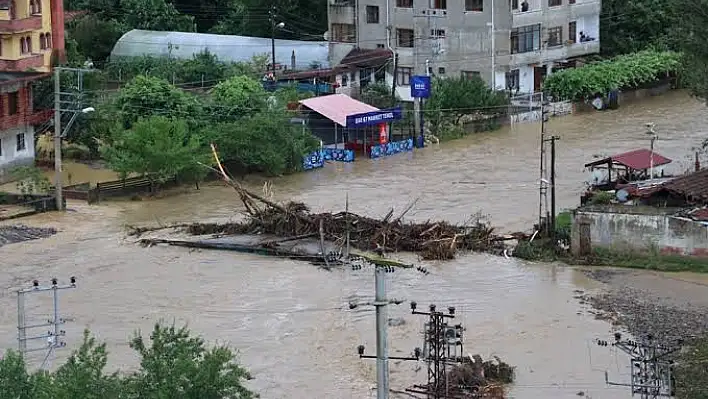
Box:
327, 0, 600, 101
0, 0, 64, 181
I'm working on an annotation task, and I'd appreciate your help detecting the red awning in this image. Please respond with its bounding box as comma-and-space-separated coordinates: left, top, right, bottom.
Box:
299, 94, 378, 127
584, 149, 672, 170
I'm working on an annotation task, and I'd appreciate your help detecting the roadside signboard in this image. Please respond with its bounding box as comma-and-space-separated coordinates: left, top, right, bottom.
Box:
410, 75, 431, 98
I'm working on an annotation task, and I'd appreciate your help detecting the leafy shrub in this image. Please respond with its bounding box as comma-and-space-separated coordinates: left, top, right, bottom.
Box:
589, 191, 614, 205
11, 166, 51, 195
543, 50, 681, 101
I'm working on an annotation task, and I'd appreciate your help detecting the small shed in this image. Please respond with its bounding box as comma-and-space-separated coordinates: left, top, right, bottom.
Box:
109, 29, 329, 69
585, 148, 672, 190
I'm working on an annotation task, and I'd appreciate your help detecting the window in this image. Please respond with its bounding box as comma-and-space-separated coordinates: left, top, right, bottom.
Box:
29, 0, 36, 13
396, 0, 413, 7
331, 23, 355, 42
20, 37, 26, 54
438, 67, 446, 74
45, 32, 51, 48
431, 29, 445, 38
366, 5, 379, 23
569, 0, 575, 3
8, 92, 18, 115
376, 43, 385, 48
548, 0, 562, 6
341, 73, 349, 86
396, 28, 414, 48
506, 69, 520, 90
547, 26, 563, 47
397, 67, 412, 85
510, 24, 541, 54
39, 33, 45, 49
568, 21, 577, 43
465, 0, 483, 12
461, 71, 480, 80
430, 0, 446, 9
16, 133, 26, 152
511, 0, 518, 10
25, 36, 31, 53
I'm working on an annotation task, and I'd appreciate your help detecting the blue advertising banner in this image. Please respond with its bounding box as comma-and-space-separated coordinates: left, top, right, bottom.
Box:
345, 107, 402, 128
410, 75, 431, 98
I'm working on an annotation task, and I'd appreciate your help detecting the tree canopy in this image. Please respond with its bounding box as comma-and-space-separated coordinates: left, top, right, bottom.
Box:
0, 323, 256, 399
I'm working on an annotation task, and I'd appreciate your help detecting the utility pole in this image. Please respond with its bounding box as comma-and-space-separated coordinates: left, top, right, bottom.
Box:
545, 135, 559, 237
270, 4, 277, 74
53, 67, 95, 211
598, 333, 680, 399
389, 52, 398, 141
356, 265, 418, 399
17, 277, 77, 370
538, 93, 549, 232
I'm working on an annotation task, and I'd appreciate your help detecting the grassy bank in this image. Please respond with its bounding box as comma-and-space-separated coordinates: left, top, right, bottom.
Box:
515, 240, 708, 273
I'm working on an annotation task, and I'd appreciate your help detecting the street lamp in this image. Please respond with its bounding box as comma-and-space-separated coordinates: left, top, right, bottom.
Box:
271, 19, 285, 74
645, 122, 658, 179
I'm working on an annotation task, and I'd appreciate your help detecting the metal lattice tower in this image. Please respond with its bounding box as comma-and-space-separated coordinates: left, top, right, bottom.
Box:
598, 333, 680, 399
406, 303, 466, 399
17, 277, 77, 370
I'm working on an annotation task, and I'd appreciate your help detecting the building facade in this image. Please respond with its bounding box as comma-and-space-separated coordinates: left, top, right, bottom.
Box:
0, 0, 64, 181
327, 0, 600, 101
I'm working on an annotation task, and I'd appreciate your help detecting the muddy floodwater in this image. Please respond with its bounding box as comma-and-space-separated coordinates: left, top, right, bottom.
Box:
2, 91, 708, 398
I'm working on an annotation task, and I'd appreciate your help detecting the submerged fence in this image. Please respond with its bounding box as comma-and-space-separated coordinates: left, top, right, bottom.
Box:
63, 176, 180, 204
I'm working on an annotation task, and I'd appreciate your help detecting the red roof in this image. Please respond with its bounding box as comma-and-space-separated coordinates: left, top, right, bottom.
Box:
585, 149, 672, 170
299, 94, 378, 127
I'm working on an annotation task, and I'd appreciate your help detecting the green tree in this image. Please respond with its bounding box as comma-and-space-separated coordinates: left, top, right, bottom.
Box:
203, 112, 319, 175
67, 14, 128, 63
118, 0, 195, 32
361, 82, 397, 109
102, 116, 209, 184
113, 75, 203, 128
124, 324, 256, 399
273, 83, 313, 107
0, 323, 257, 398
675, 0, 708, 103
209, 75, 268, 118
675, 335, 708, 399
424, 76, 508, 132
600, 0, 679, 56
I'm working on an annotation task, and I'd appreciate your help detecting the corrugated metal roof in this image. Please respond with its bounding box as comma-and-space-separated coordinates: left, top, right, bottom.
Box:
662, 168, 708, 201
110, 30, 330, 68
585, 149, 672, 170
299, 94, 378, 127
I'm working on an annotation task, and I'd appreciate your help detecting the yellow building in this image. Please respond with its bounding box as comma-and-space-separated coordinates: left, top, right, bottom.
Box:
0, 0, 58, 72
0, 0, 64, 181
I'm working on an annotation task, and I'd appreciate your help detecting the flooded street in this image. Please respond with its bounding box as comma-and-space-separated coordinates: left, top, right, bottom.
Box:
2, 90, 708, 398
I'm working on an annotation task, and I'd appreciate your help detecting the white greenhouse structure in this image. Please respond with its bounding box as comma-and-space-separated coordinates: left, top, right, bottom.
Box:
110, 30, 330, 69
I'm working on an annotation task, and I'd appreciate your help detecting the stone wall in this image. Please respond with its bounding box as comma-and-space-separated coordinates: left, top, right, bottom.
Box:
571, 206, 708, 257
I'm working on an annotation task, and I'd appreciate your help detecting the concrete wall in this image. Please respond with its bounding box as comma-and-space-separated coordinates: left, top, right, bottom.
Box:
0, 124, 36, 183
571, 206, 708, 257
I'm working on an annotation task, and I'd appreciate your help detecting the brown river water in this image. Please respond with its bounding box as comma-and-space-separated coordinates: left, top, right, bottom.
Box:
1, 90, 708, 398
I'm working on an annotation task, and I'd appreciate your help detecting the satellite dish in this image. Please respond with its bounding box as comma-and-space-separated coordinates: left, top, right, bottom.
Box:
323, 31, 330, 41
616, 189, 629, 203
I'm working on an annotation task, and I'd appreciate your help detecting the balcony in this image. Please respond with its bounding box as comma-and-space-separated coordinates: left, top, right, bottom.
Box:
0, 54, 44, 72
512, 9, 543, 28
570, 0, 601, 18
509, 39, 599, 66
0, 15, 42, 33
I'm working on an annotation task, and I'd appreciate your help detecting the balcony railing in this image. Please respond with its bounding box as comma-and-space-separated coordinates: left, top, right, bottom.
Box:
0, 53, 44, 72
0, 15, 42, 32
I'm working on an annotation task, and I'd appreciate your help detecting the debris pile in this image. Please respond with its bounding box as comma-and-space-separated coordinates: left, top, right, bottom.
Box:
0, 225, 57, 247
131, 146, 508, 261
447, 355, 516, 398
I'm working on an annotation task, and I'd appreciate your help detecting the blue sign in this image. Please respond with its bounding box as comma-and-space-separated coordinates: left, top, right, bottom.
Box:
345, 107, 402, 128
410, 75, 431, 98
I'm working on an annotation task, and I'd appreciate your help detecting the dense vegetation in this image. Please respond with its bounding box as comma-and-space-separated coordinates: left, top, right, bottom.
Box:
600, 0, 680, 57
0, 323, 256, 399
542, 50, 681, 101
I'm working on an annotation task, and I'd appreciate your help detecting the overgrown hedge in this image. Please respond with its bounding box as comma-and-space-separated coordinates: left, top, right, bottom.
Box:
542, 50, 681, 101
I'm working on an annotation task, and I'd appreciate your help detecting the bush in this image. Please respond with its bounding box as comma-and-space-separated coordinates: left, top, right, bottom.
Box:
589, 191, 614, 205
542, 50, 681, 101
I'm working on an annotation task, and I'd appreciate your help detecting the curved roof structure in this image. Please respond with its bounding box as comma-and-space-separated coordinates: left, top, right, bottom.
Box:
110, 30, 330, 68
